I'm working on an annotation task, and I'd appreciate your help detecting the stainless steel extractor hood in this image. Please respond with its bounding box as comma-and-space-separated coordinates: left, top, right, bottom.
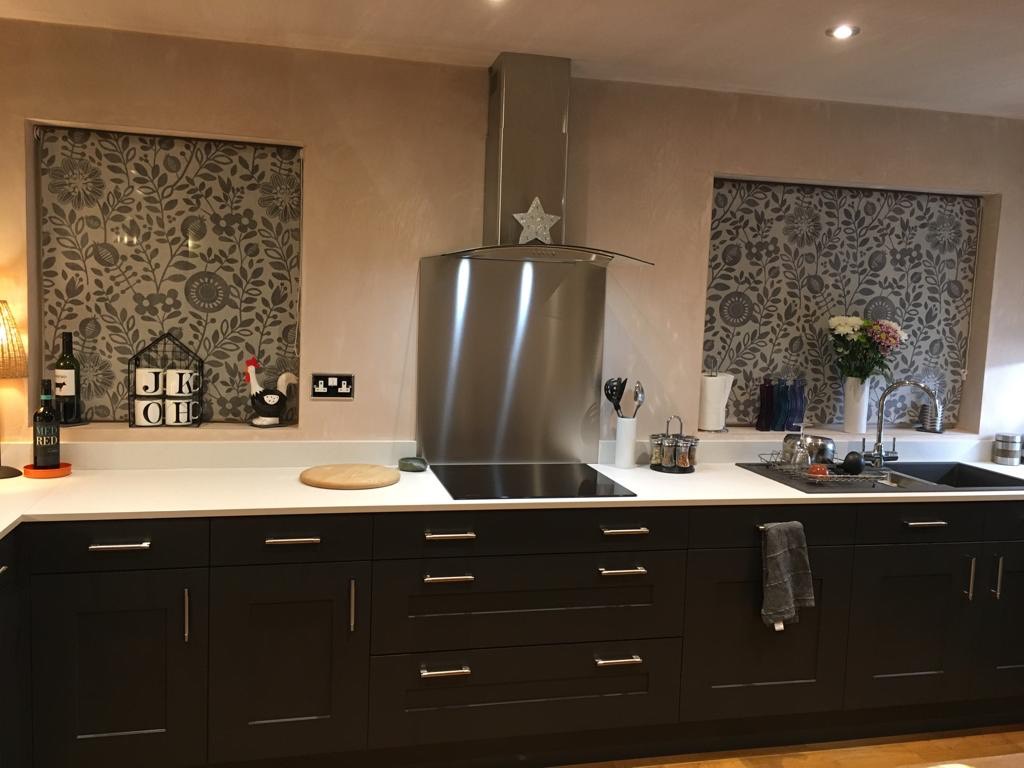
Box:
418, 53, 647, 467
483, 53, 570, 246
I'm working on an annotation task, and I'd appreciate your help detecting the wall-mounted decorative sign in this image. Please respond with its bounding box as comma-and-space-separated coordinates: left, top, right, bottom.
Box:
37, 125, 302, 423
128, 333, 204, 427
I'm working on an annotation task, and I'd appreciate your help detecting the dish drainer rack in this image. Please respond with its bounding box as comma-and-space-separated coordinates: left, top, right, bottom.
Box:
758, 451, 888, 487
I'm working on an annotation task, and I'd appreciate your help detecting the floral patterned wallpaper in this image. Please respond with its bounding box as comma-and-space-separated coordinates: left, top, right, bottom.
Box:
38, 126, 302, 422
704, 178, 980, 427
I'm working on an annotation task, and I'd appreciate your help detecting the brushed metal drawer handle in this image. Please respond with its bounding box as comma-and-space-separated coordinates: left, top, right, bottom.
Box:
0, 565, 8, 577
349, 579, 357, 632
904, 521, 949, 529
423, 574, 475, 584
598, 566, 648, 577
420, 665, 472, 679
965, 556, 977, 601
183, 588, 190, 644
88, 541, 151, 552
424, 530, 477, 541
595, 655, 643, 668
601, 526, 650, 536
987, 557, 1003, 606
264, 537, 322, 546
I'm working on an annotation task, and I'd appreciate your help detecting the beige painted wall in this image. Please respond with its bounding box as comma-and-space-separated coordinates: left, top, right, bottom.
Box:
1, 19, 1022, 449
567, 79, 1024, 438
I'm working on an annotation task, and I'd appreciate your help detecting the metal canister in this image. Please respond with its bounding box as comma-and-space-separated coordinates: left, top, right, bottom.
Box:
994, 433, 1022, 466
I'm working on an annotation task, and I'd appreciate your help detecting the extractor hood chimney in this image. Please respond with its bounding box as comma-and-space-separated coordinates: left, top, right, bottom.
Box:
483, 53, 571, 245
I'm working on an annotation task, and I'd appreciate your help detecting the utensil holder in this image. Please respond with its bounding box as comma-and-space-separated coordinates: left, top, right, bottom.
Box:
615, 417, 637, 468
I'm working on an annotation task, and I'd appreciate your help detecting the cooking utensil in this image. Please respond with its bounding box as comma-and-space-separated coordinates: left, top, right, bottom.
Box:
604, 379, 623, 417
614, 378, 628, 417
804, 435, 836, 464
631, 381, 645, 417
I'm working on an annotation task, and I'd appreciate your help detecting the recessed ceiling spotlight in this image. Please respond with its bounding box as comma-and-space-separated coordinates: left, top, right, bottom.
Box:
826, 23, 860, 40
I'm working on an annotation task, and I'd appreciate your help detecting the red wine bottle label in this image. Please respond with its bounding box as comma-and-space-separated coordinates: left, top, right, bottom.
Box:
54, 369, 76, 396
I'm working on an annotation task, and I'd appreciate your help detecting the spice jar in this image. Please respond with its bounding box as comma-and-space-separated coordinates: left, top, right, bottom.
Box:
675, 437, 693, 470
661, 437, 679, 471
649, 433, 667, 468
686, 436, 700, 468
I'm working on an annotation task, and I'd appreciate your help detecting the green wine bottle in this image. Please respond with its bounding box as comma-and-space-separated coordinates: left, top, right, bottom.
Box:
33, 380, 61, 469
54, 331, 81, 424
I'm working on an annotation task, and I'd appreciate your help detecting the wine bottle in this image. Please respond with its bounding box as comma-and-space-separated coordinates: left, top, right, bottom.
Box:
54, 331, 82, 424
33, 379, 61, 469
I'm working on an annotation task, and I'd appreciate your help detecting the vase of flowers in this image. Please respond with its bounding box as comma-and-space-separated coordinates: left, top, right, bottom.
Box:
828, 315, 908, 434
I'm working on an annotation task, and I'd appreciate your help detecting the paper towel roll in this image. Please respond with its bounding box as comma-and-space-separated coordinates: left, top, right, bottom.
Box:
698, 373, 734, 431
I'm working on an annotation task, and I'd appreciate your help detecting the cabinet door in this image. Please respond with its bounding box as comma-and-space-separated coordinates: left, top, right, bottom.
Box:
971, 542, 1024, 699
680, 546, 853, 720
31, 568, 208, 768
0, 539, 26, 768
845, 544, 979, 709
208, 562, 370, 763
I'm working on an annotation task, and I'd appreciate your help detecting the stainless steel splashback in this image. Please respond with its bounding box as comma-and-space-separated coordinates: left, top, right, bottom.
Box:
417, 246, 612, 464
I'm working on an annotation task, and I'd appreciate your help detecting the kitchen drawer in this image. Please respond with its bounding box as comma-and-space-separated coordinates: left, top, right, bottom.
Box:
984, 502, 1024, 541
368, 638, 681, 747
372, 507, 687, 559
210, 514, 371, 565
856, 502, 987, 544
26, 519, 209, 574
371, 550, 685, 653
689, 505, 856, 548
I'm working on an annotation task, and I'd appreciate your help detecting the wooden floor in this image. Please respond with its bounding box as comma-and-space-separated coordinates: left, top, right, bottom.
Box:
562, 727, 1024, 768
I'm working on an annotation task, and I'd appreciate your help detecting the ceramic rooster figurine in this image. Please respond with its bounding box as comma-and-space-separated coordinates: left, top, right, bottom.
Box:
244, 356, 298, 427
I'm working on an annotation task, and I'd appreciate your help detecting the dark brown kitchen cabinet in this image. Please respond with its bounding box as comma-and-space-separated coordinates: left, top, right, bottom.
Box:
971, 542, 1024, 699
1, 531, 28, 768
845, 543, 980, 709
208, 562, 370, 763
371, 550, 686, 654
368, 638, 681, 747
681, 546, 854, 720
31, 568, 208, 768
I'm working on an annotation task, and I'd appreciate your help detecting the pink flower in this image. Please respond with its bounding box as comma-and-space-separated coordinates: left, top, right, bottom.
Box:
866, 319, 906, 356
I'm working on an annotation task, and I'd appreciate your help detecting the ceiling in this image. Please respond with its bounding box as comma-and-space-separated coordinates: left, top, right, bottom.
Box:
2, 0, 1024, 118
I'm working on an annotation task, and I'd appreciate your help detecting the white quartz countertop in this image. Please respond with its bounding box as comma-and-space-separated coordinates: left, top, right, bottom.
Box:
2, 460, 1024, 540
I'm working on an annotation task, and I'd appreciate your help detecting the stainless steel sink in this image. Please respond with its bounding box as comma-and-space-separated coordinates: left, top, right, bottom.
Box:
737, 461, 1024, 494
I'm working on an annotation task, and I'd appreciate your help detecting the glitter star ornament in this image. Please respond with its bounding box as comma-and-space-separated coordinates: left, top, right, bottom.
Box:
513, 197, 561, 245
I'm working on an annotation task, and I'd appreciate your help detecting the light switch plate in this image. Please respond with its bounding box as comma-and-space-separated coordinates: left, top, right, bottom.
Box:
311, 372, 355, 400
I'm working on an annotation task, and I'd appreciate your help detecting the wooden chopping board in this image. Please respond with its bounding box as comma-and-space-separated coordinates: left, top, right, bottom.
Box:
299, 463, 401, 490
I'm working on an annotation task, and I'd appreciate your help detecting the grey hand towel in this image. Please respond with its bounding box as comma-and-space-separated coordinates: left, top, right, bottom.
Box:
760, 521, 815, 629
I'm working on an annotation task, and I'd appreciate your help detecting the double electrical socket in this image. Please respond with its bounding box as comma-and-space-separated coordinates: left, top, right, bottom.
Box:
311, 373, 355, 400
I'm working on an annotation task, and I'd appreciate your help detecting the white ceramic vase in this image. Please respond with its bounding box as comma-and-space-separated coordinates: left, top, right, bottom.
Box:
843, 376, 871, 434
614, 416, 637, 468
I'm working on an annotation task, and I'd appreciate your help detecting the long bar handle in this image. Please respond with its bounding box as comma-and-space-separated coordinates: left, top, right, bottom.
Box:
992, 556, 1005, 601
965, 556, 977, 601
595, 655, 643, 668
265, 537, 321, 546
601, 526, 650, 537
419, 666, 471, 679
423, 574, 475, 584
88, 541, 151, 552
183, 588, 190, 644
424, 531, 477, 541
0, 565, 8, 578
598, 566, 648, 577
904, 521, 949, 529
349, 579, 357, 633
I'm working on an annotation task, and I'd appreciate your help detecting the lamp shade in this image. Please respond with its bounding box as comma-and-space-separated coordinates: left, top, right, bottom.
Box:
0, 300, 27, 379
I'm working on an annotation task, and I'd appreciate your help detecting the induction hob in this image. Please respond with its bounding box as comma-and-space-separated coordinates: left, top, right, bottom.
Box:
431, 463, 636, 501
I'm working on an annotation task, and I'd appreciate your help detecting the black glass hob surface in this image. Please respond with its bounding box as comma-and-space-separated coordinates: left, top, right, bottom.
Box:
431, 463, 636, 500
